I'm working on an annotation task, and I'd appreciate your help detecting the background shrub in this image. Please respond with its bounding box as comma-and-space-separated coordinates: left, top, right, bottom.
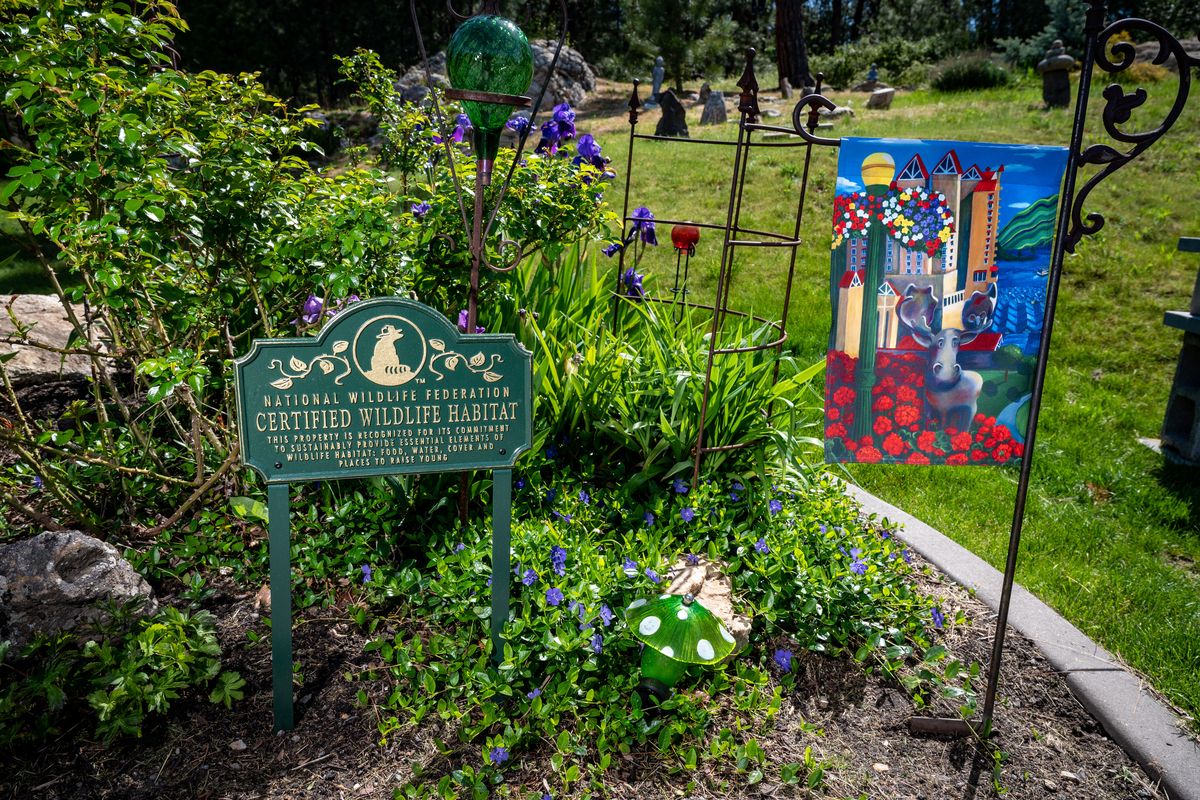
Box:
931, 53, 1012, 92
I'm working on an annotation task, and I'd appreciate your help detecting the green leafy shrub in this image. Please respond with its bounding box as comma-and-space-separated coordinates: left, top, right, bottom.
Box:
0, 605, 241, 745
812, 36, 958, 89
931, 53, 1012, 92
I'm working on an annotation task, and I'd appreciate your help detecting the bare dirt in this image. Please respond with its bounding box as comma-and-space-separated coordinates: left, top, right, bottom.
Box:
0, 550, 1172, 800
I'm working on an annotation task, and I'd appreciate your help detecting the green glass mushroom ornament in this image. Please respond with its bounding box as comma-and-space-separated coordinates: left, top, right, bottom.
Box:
626, 593, 737, 705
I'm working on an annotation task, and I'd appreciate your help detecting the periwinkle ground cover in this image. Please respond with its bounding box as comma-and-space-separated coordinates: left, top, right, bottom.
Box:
352, 465, 968, 797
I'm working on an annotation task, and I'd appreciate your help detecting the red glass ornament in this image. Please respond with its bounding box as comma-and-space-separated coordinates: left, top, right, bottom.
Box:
670, 224, 700, 255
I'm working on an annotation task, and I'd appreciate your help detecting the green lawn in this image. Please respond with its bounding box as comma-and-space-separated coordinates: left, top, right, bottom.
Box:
585, 72, 1200, 724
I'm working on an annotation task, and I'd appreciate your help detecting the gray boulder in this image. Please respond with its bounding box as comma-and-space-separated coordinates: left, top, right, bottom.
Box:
866, 87, 896, 110
0, 294, 98, 389
699, 91, 727, 125
1134, 38, 1199, 71
0, 530, 157, 648
654, 90, 690, 137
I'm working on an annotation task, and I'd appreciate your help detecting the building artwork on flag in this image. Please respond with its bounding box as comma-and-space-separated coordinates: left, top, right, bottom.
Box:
824, 138, 1069, 465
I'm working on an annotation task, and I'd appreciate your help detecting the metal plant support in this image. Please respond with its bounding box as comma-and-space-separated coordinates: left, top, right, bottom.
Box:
613, 50, 821, 486
794, 0, 1197, 736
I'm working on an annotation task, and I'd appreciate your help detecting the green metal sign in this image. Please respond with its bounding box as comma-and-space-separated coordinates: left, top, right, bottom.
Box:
233, 297, 531, 731
235, 297, 531, 482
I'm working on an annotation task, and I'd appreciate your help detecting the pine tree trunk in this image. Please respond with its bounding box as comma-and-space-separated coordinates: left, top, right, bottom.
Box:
831, 0, 844, 47
775, 0, 812, 91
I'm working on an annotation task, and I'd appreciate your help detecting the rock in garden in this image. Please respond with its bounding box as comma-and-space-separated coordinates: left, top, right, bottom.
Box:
0, 530, 157, 648
866, 87, 895, 110
698, 82, 711, 104
666, 557, 751, 653
1134, 38, 1199, 71
0, 295, 100, 389
699, 91, 727, 125
654, 90, 690, 137
819, 103, 855, 120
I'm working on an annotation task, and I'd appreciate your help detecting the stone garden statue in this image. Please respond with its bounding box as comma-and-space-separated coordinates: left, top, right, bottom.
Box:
646, 56, 665, 107
867, 63, 879, 82
1037, 40, 1075, 108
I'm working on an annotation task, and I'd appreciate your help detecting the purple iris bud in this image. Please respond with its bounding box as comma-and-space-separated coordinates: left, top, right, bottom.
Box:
602, 241, 624, 258
411, 201, 431, 218
632, 206, 657, 246
300, 294, 323, 325
506, 116, 530, 135
622, 267, 644, 299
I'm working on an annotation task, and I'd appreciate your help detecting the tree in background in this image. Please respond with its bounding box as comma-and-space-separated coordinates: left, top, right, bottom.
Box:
776, 0, 813, 91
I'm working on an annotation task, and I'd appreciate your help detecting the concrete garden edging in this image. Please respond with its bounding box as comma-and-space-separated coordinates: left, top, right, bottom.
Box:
845, 484, 1200, 800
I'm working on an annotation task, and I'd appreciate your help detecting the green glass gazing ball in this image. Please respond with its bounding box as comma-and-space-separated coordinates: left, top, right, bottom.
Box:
446, 14, 534, 146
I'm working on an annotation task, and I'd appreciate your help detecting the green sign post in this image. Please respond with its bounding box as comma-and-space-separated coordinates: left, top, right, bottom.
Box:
234, 298, 531, 730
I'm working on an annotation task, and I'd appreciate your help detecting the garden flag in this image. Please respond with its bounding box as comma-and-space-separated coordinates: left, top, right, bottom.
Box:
824, 138, 1069, 466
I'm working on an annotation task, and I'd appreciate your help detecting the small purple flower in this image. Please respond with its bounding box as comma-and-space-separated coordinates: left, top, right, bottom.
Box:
622, 266, 644, 299
527, 688, 541, 699
457, 309, 485, 334
515, 478, 525, 489
551, 510, 573, 522
673, 478, 689, 494
631, 206, 658, 246
902, 548, 913, 564
729, 491, 740, 501
685, 553, 701, 566
643, 511, 655, 527
599, 604, 614, 627
506, 115, 530, 135
299, 294, 323, 325
590, 632, 603, 654
621, 558, 638, 576
773, 648, 793, 673
579, 489, 590, 505
546, 445, 558, 460
454, 542, 466, 553
550, 545, 567, 576
819, 523, 828, 534
489, 746, 509, 764
411, 201, 431, 218
769, 499, 783, 515
568, 600, 586, 620
881, 529, 893, 540
451, 113, 471, 143
545, 587, 564, 606
931, 606, 945, 629
522, 568, 538, 586
849, 548, 866, 575
645, 568, 661, 584
32, 475, 44, 490
754, 538, 769, 555
360, 564, 372, 584
602, 241, 624, 258
680, 507, 695, 523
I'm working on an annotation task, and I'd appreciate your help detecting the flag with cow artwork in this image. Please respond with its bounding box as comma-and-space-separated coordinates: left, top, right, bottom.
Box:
824, 137, 1069, 466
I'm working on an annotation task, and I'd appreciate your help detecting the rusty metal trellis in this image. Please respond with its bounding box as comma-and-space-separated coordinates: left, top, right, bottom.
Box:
612, 49, 823, 486
793, 0, 1198, 738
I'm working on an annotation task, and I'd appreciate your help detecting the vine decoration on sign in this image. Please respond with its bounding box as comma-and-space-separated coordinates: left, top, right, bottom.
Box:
427, 338, 503, 382
267, 340, 352, 389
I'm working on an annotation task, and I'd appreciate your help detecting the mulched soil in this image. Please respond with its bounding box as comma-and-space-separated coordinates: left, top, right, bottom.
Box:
0, 547, 1172, 800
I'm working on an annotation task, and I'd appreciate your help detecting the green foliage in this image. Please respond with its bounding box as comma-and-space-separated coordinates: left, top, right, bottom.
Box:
812, 37, 959, 90
0, 605, 239, 746
997, 0, 1088, 68
354, 471, 966, 792
931, 53, 1012, 92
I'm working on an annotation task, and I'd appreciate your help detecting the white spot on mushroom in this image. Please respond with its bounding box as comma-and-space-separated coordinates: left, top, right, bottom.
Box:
639, 616, 661, 636
627, 598, 647, 610
660, 646, 674, 658
696, 638, 714, 660
719, 625, 734, 644
676, 608, 689, 620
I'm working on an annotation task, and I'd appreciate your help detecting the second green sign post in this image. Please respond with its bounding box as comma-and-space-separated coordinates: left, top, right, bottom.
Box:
234, 297, 533, 731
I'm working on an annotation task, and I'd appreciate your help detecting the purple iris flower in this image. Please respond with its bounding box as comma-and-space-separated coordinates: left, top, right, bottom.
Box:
506, 116, 530, 135
411, 201, 431, 218
294, 294, 324, 327
572, 133, 607, 174
451, 113, 471, 143
536, 120, 561, 154
631, 206, 657, 246
552, 102, 576, 140
457, 309, 485, 334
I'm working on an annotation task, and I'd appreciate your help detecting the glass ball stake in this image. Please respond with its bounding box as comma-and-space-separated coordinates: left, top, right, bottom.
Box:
626, 593, 736, 706
669, 224, 701, 323
443, 9, 534, 334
